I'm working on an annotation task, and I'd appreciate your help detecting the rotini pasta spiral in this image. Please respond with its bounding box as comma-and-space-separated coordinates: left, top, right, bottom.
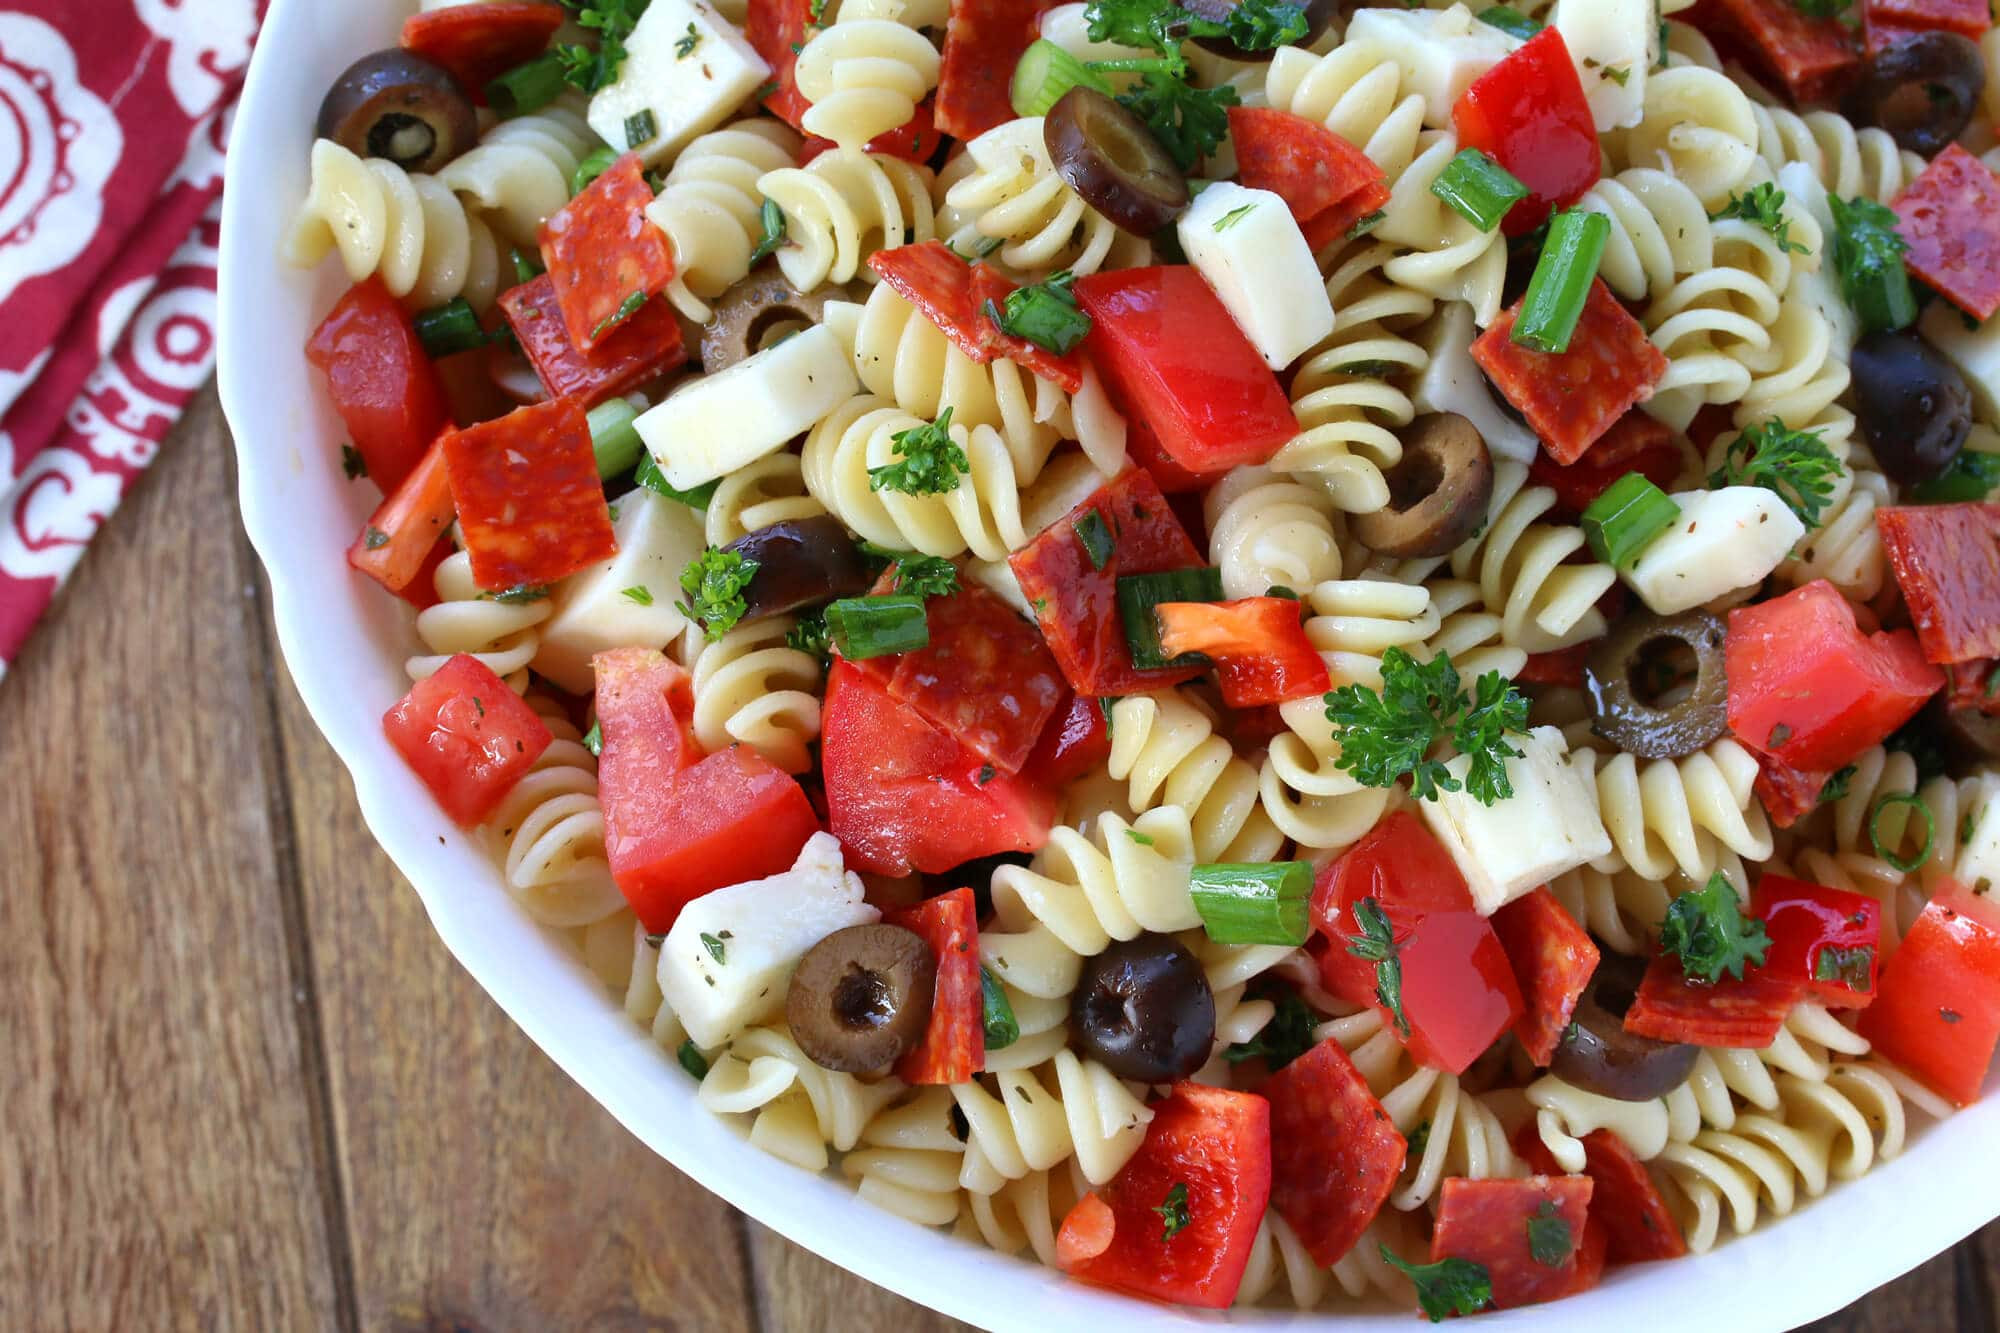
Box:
758, 148, 938, 293
1263, 41, 1426, 181
407, 549, 548, 691
1107, 691, 1285, 863
954, 1050, 1154, 1191
482, 695, 625, 928
1586, 738, 1775, 888
1550, 860, 1678, 956
845, 1087, 968, 1226
986, 806, 1199, 964
1612, 67, 1759, 210
936, 116, 1150, 276
1203, 466, 1345, 602
701, 450, 829, 548
435, 102, 598, 245
792, 16, 942, 152
961, 1161, 1084, 1267
686, 616, 824, 773
1577, 167, 1715, 305
697, 1026, 905, 1171
645, 119, 802, 322
1372, 133, 1507, 325
1748, 103, 1925, 206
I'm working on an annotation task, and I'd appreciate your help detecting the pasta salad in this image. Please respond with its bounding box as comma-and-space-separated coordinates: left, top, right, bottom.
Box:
291, 0, 2000, 1315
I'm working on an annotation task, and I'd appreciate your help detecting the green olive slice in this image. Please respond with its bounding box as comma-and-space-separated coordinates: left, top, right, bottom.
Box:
786, 924, 936, 1074
1044, 88, 1190, 237
1584, 608, 1728, 760
317, 49, 478, 174
1350, 413, 1494, 558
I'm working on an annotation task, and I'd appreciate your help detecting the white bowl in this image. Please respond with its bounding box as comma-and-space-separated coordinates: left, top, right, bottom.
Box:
218, 2, 2000, 1326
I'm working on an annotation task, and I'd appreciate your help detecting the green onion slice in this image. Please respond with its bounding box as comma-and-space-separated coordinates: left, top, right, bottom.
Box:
510, 246, 544, 286
1117, 567, 1224, 669
625, 109, 658, 151
676, 1039, 709, 1080
1582, 472, 1680, 568
985, 270, 1092, 355
635, 452, 720, 508
1191, 861, 1313, 946
1870, 792, 1935, 873
486, 52, 567, 119
1073, 507, 1115, 569
1010, 39, 1112, 119
1513, 209, 1610, 354
1430, 148, 1529, 234
826, 593, 931, 659
413, 298, 488, 359
587, 398, 645, 479
1477, 4, 1544, 38
572, 145, 619, 196
981, 966, 1020, 1049
1911, 450, 2000, 504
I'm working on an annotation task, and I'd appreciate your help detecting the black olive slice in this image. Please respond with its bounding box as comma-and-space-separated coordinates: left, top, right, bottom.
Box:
787, 924, 937, 1074
723, 516, 875, 622
1851, 329, 1973, 486
1350, 413, 1495, 558
1584, 609, 1728, 761
1186, 0, 1337, 62
1070, 935, 1215, 1082
702, 274, 849, 375
1045, 88, 1191, 236
1845, 32, 1986, 157
317, 49, 479, 175
1550, 954, 1699, 1101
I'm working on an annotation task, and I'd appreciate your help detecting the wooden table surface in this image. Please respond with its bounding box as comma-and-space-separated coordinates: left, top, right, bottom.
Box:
3, 384, 1995, 1332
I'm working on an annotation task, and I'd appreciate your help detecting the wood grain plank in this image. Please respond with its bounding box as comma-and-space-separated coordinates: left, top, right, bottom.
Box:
0, 388, 343, 1332
1807, 1247, 1965, 1332
743, 1221, 974, 1332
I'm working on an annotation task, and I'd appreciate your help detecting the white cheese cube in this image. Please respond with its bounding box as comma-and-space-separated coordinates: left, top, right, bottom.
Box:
533, 488, 706, 694
636, 323, 860, 491
658, 832, 880, 1050
1622, 487, 1805, 616
1177, 182, 1333, 371
588, 0, 771, 166
1420, 726, 1612, 915
1413, 301, 1540, 462
1921, 298, 2000, 425
1347, 4, 1521, 130
1555, 0, 1655, 131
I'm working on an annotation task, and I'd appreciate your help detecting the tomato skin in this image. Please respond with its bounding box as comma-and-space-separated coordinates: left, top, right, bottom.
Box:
1432, 1176, 1595, 1309
1022, 692, 1111, 790
1263, 1038, 1405, 1267
1451, 28, 1600, 235
347, 432, 456, 596
306, 278, 450, 494
1856, 884, 2000, 1105
1310, 812, 1524, 1074
886, 888, 984, 1084
383, 654, 552, 827
1154, 597, 1330, 708
399, 3, 564, 99
1751, 874, 1882, 1008
1726, 580, 1943, 771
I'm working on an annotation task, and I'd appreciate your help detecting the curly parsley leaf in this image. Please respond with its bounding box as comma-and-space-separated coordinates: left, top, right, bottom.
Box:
1326, 648, 1528, 805
1711, 181, 1810, 255
1455, 669, 1529, 804
1154, 1181, 1192, 1240
556, 0, 653, 92
1708, 418, 1845, 529
1114, 72, 1239, 172
1818, 763, 1858, 804
1343, 896, 1409, 1037
1526, 1201, 1574, 1267
868, 407, 969, 495
787, 610, 832, 665
1379, 1248, 1493, 1322
1829, 193, 1917, 332
1661, 871, 1770, 983
1221, 988, 1318, 1070
678, 547, 760, 642
892, 554, 960, 599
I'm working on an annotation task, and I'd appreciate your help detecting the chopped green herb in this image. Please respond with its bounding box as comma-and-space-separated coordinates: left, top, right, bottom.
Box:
591, 289, 648, 340
985, 270, 1093, 355
868, 408, 969, 495
554, 0, 652, 93
1476, 3, 1543, 38
1221, 989, 1317, 1069
1526, 1200, 1573, 1267
701, 931, 728, 964
977, 763, 997, 785
363, 526, 389, 551
981, 966, 1020, 1049
1345, 208, 1386, 239
1660, 872, 1769, 983
1792, 0, 1850, 16
1911, 449, 2000, 503
1111, 72, 1239, 172
1406, 1119, 1432, 1159
1073, 507, 1115, 570
1153, 1181, 1192, 1241
634, 451, 721, 509
1344, 896, 1409, 1037
674, 22, 702, 58
583, 721, 603, 757
1708, 419, 1844, 528
677, 1039, 709, 1080
750, 196, 787, 265
489, 584, 552, 604
1870, 791, 1935, 873
341, 445, 367, 480
1711, 181, 1810, 255
1083, 0, 1306, 76
787, 611, 832, 664
1830, 193, 1917, 333
678, 547, 761, 641
1213, 202, 1258, 232
892, 554, 959, 599
1379, 1247, 1493, 1322
1819, 763, 1858, 804
1814, 943, 1875, 991
621, 585, 654, 606
1127, 829, 1156, 846
1324, 648, 1528, 805
948, 235, 1005, 262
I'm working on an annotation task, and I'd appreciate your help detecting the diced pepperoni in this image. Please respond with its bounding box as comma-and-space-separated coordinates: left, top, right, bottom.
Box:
1511, 1126, 1687, 1264
441, 396, 617, 591
1529, 408, 1681, 519
1893, 144, 2000, 321
1864, 12, 1933, 51
937, 0, 1059, 139
1876, 503, 2000, 664
886, 580, 1068, 774
1753, 749, 1834, 830
798, 99, 941, 165
1492, 887, 1601, 1066
1299, 185, 1394, 254
1865, 0, 1989, 40
1263, 1038, 1406, 1267
1228, 107, 1388, 239
1624, 955, 1804, 1048
1431, 1176, 1595, 1311
1472, 280, 1667, 466
869, 242, 992, 364
1684, 0, 1861, 103
1947, 659, 2000, 715
400, 3, 564, 99
500, 272, 687, 408
886, 888, 984, 1084
747, 0, 815, 129
538, 155, 676, 353
970, 265, 1086, 392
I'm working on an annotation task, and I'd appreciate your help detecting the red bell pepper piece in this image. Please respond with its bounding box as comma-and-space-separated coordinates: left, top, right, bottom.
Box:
1431, 1175, 1595, 1311
1753, 748, 1837, 830
538, 155, 677, 354
499, 272, 688, 408
1153, 597, 1330, 708
1472, 279, 1667, 465
936, 0, 1059, 139
1946, 659, 2000, 716
1726, 579, 1943, 770
886, 887, 984, 1084
441, 395, 617, 592
1227, 106, 1390, 248
306, 277, 450, 494
383, 653, 552, 827
1878, 503, 2000, 664
1072, 267, 1298, 477
1008, 466, 1210, 696
1023, 691, 1112, 789
1451, 28, 1600, 235
1056, 1083, 1271, 1308
400, 3, 564, 100
348, 431, 457, 597
821, 658, 1058, 876
1516, 644, 1592, 689
1512, 1125, 1687, 1264
1856, 883, 2000, 1105
1892, 145, 2000, 321
1684, 0, 1861, 103
1528, 409, 1681, 519
1312, 812, 1525, 1074
1492, 886, 1601, 1065
746, 0, 814, 129
1623, 954, 1804, 1048
1752, 874, 1883, 1008
1262, 1038, 1405, 1267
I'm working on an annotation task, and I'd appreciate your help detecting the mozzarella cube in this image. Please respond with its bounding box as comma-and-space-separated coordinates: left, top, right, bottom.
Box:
1921, 298, 2000, 425
637, 323, 859, 491
533, 488, 706, 694
1622, 487, 1805, 616
657, 832, 879, 1050
1177, 182, 1333, 370
1555, 0, 1655, 131
588, 0, 771, 166
1420, 727, 1613, 915
1413, 301, 1540, 462
1347, 4, 1521, 129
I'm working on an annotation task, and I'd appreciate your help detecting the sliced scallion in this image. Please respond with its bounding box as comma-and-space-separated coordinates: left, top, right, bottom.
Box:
1430, 148, 1529, 234
635, 451, 720, 508
486, 52, 567, 119
572, 145, 619, 196
1477, 4, 1544, 38
587, 398, 645, 479
1117, 567, 1224, 669
1073, 507, 1114, 569
981, 966, 1019, 1049
1581, 472, 1680, 568
1009, 39, 1112, 119
985, 270, 1091, 355
1513, 208, 1610, 354
1870, 792, 1935, 873
510, 246, 544, 287
1910, 450, 2000, 503
413, 298, 487, 359
826, 593, 930, 659
1190, 861, 1313, 946
625, 109, 658, 151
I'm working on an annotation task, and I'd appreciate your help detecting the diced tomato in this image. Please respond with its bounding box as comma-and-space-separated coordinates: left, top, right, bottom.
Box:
1512, 1126, 1687, 1264
1623, 954, 1803, 1048
1856, 883, 2000, 1105
969, 265, 1086, 392
1311, 812, 1525, 1074
1056, 1083, 1270, 1308
1451, 28, 1600, 235
1752, 748, 1835, 830
1022, 691, 1111, 789
1492, 887, 1601, 1065
1946, 659, 2000, 716
1877, 503, 2000, 664
306, 277, 450, 494
1431, 1176, 1595, 1311
1263, 1038, 1406, 1267
1752, 874, 1883, 1008
865, 244, 1086, 391
383, 653, 552, 827
1726, 580, 1943, 771
747, 0, 814, 129
822, 658, 1058, 876
1227, 107, 1389, 244
499, 272, 687, 408
798, 99, 941, 165
395, 539, 455, 612
1152, 597, 1329, 708
887, 887, 984, 1084
400, 3, 564, 99
883, 580, 1067, 774
347, 431, 457, 596
441, 396, 617, 592
1072, 267, 1298, 476
936, 0, 1059, 139
1472, 280, 1667, 465
1528, 410, 1682, 519
1891, 145, 2000, 321
1008, 466, 1210, 696
1117, 409, 1228, 495
1684, 0, 1861, 103
1516, 644, 1592, 689
538, 155, 676, 354
1865, 0, 1989, 37
594, 645, 701, 786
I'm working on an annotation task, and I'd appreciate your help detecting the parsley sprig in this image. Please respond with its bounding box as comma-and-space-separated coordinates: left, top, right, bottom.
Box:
891, 554, 960, 598
1379, 1248, 1493, 1322
1526, 1201, 1574, 1267
1221, 988, 1318, 1070
1708, 419, 1844, 529
1343, 897, 1409, 1038
868, 408, 969, 495
1153, 1181, 1192, 1241
1110, 73, 1239, 172
678, 547, 760, 641
556, 0, 652, 93
1324, 649, 1529, 805
1711, 182, 1810, 256
1660, 872, 1770, 984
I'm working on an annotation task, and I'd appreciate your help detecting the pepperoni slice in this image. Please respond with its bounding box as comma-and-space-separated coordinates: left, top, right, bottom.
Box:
886, 580, 1068, 774
1876, 502, 2000, 664
1893, 144, 2000, 321
538, 155, 677, 354
1492, 887, 1601, 1066
936, 0, 1059, 140
500, 272, 687, 407
1623, 955, 1804, 1048
1684, 0, 1861, 103
400, 3, 564, 99
1472, 279, 1668, 466
441, 396, 618, 591
1431, 1176, 1595, 1311
1263, 1038, 1406, 1267
886, 887, 984, 1084
1229, 106, 1388, 241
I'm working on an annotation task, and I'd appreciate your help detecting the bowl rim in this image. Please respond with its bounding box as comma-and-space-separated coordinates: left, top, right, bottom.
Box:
218, 1, 2000, 1327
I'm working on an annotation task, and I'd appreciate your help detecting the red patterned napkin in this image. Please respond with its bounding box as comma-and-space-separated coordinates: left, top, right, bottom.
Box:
0, 1, 266, 684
